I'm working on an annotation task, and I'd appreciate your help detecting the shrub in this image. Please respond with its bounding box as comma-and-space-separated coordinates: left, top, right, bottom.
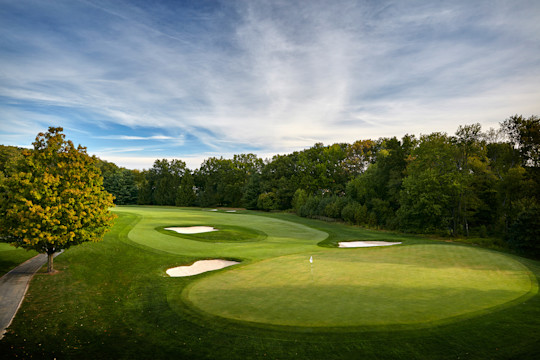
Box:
299, 196, 320, 218
341, 201, 367, 225
324, 201, 341, 219
370, 198, 393, 226
341, 203, 356, 224
507, 204, 540, 257
291, 189, 308, 214
479, 225, 488, 238
257, 192, 279, 211
317, 196, 333, 216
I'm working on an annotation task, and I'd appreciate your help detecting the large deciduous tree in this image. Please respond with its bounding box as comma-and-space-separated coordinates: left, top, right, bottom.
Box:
196, 154, 263, 207
502, 114, 540, 167
0, 127, 116, 273
175, 170, 196, 207
397, 133, 458, 233
97, 160, 138, 205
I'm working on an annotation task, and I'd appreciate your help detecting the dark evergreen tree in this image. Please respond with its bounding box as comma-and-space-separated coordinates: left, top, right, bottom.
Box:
175, 171, 196, 207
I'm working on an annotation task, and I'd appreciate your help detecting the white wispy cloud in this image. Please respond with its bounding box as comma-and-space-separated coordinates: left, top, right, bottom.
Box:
1, 0, 539, 169
99, 135, 176, 141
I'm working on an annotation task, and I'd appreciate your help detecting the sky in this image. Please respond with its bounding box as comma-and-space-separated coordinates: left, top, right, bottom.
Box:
1, 0, 539, 170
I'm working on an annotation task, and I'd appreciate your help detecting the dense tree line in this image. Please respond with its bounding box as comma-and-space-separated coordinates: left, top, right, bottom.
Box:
96, 115, 537, 255
3, 115, 536, 256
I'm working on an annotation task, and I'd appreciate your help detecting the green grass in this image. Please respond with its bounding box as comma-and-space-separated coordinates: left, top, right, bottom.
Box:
156, 224, 267, 243
0, 243, 37, 276
0, 206, 539, 360
184, 245, 535, 328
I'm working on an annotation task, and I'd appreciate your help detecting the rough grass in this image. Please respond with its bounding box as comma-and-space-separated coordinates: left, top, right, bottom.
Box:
0, 206, 539, 360
0, 243, 37, 276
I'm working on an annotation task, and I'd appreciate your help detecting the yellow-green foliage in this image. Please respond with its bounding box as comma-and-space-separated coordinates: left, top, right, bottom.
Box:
0, 127, 116, 254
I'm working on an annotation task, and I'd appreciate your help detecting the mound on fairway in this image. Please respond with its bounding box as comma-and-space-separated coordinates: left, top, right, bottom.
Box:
165, 226, 218, 234
338, 241, 401, 248
167, 259, 240, 277
128, 209, 327, 259
160, 224, 268, 244
182, 245, 536, 328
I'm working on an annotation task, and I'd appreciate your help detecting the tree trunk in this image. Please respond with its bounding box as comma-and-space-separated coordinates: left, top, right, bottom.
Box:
47, 252, 54, 274
463, 197, 469, 237
452, 207, 458, 236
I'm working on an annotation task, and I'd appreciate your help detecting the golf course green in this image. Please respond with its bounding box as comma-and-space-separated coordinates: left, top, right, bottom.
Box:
119, 207, 535, 329
1, 206, 539, 359
184, 246, 534, 327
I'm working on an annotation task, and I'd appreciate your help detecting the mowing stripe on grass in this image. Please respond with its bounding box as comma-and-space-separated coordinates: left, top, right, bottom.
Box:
118, 207, 328, 260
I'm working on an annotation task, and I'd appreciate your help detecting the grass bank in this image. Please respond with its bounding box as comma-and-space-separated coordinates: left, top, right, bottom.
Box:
0, 243, 37, 276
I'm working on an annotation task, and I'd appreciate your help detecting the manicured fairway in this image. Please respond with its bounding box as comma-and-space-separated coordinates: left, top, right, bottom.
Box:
1, 206, 539, 359
124, 206, 328, 259
120, 207, 535, 329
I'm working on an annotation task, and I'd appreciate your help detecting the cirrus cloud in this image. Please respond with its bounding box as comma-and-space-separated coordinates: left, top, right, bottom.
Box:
1, 0, 539, 169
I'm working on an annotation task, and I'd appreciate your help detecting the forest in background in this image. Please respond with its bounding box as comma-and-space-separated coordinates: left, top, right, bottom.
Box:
1, 115, 538, 256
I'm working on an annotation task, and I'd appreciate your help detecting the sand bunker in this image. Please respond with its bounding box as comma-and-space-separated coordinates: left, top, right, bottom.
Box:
338, 241, 402, 248
166, 259, 240, 277
165, 226, 218, 234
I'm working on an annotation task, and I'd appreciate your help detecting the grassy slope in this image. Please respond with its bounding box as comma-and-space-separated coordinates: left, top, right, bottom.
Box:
0, 206, 539, 359
0, 243, 37, 276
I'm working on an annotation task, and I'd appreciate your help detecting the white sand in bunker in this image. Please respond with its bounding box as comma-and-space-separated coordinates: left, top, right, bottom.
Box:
165, 226, 218, 234
166, 260, 240, 277
338, 241, 402, 248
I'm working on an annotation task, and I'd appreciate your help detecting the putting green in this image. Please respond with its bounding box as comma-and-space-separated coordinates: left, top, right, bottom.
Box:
183, 245, 537, 328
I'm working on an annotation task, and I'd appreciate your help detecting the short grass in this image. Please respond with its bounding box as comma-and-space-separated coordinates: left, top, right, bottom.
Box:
156, 224, 267, 243
0, 206, 539, 360
184, 245, 535, 328
0, 243, 37, 276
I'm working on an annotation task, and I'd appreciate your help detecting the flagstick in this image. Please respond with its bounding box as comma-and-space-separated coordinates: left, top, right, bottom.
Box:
310, 256, 314, 282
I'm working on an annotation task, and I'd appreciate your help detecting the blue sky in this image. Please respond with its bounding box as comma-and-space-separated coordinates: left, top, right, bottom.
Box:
1, 0, 539, 170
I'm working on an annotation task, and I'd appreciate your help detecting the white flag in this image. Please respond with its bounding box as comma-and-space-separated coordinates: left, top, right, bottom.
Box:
309, 256, 313, 264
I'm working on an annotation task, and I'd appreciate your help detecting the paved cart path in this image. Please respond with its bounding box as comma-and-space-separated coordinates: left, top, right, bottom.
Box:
0, 253, 52, 340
